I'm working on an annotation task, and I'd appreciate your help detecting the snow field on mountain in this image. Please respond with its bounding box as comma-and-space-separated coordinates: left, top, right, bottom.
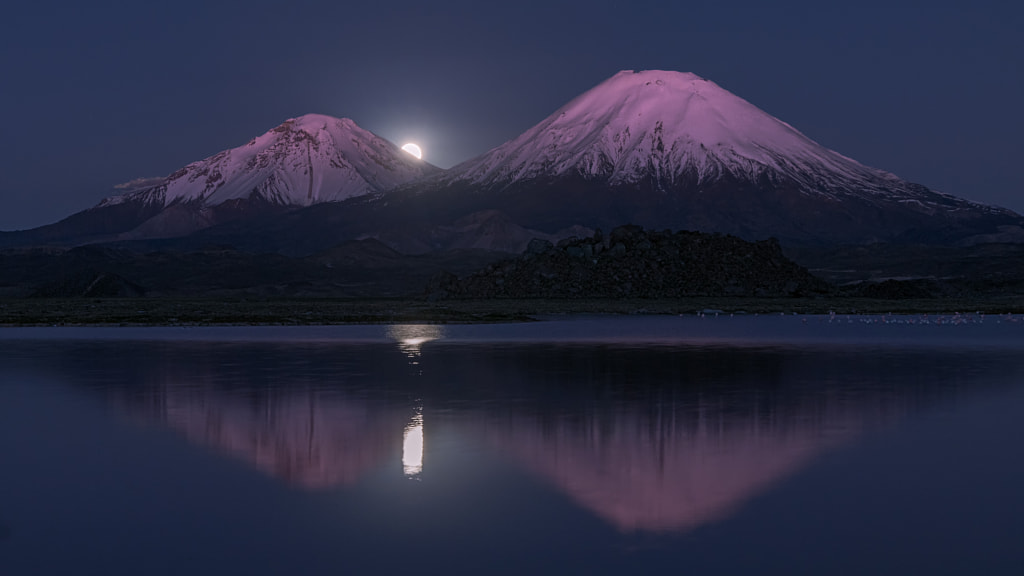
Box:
111, 114, 434, 209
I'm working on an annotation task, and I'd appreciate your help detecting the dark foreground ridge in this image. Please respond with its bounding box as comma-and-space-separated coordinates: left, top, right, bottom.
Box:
429, 225, 829, 300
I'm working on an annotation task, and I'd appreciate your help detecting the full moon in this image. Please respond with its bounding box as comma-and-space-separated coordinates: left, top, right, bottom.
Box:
401, 143, 422, 159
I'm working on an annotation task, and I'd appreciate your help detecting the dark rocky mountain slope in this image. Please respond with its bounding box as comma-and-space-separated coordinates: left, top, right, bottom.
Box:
429, 225, 829, 299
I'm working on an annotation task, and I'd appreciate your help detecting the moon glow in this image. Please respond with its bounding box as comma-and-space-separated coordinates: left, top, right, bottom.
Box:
401, 143, 422, 159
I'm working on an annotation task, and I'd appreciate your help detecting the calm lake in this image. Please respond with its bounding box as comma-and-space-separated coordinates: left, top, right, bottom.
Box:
1, 314, 1023, 575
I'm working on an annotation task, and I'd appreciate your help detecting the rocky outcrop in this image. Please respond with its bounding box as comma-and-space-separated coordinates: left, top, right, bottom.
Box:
430, 225, 829, 299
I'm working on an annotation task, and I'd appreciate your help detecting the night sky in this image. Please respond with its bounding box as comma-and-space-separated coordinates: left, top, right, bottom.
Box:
2, 1, 1021, 230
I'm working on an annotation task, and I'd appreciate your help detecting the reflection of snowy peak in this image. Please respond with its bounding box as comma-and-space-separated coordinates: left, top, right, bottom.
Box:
102, 114, 438, 209
446, 70, 1007, 215
154, 387, 407, 489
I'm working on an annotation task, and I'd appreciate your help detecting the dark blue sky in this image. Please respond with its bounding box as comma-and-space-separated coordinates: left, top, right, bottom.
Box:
1, 0, 1021, 230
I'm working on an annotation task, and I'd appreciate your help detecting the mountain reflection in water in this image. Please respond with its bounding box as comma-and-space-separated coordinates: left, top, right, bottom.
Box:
472, 407, 848, 532
127, 386, 410, 488
38, 333, 984, 534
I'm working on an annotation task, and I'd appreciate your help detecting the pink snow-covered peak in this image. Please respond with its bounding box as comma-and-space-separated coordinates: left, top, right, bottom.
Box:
104, 114, 437, 209
447, 69, 884, 187
557, 70, 808, 153
275, 114, 362, 139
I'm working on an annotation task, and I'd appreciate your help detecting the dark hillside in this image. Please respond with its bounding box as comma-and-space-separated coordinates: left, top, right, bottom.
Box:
431, 225, 829, 299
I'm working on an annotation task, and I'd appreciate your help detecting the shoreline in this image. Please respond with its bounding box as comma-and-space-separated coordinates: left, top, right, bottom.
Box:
2, 296, 1024, 327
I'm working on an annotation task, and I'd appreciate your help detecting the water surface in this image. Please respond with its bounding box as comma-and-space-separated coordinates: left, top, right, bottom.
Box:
1, 315, 1023, 574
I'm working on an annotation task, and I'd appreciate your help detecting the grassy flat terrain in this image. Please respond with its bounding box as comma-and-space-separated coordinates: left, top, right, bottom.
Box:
2, 296, 1024, 326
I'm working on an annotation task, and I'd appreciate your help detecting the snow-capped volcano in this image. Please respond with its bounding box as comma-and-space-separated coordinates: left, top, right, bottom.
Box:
104, 113, 437, 209
432, 70, 1021, 244
4, 114, 440, 246
450, 70, 835, 185
447, 70, 967, 200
